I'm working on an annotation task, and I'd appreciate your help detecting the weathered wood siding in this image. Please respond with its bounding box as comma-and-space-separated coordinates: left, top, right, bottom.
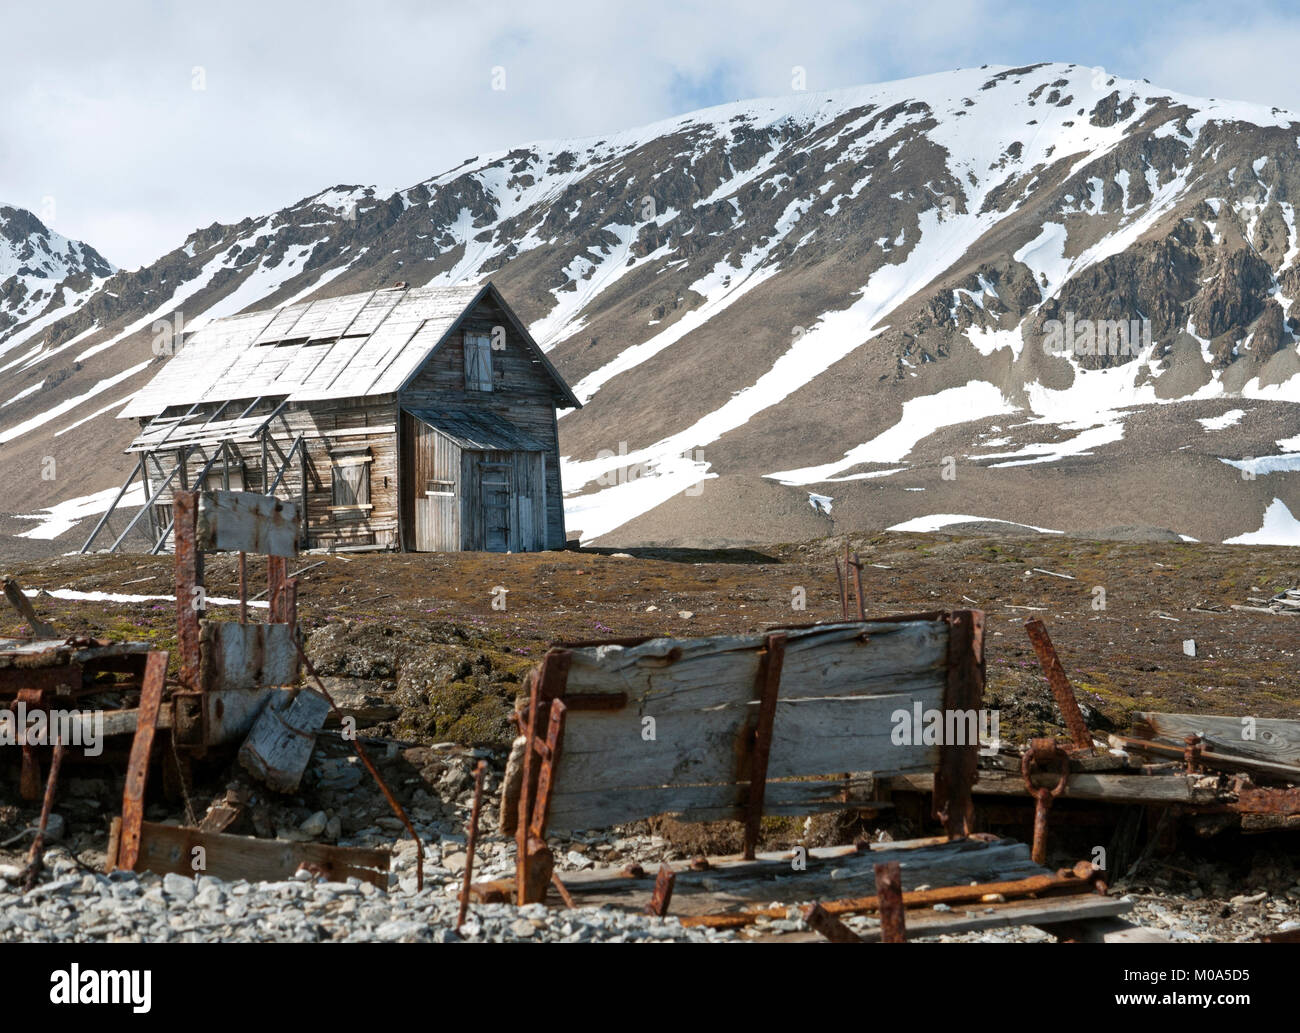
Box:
397, 294, 567, 549
403, 411, 461, 552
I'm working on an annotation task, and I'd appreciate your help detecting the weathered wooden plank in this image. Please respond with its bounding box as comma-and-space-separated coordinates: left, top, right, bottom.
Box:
549, 774, 884, 831
237, 688, 331, 792
113, 817, 389, 888
197, 491, 300, 557
199, 620, 298, 692
1134, 711, 1300, 771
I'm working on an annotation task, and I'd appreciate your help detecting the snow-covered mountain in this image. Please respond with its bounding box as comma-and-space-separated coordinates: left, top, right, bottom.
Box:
4, 62, 1300, 550
0, 204, 114, 338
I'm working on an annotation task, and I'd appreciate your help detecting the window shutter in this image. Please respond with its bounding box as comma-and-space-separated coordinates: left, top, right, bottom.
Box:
465, 333, 493, 391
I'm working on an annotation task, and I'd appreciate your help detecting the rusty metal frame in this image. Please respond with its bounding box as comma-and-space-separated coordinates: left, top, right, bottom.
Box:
514, 647, 572, 905
115, 651, 169, 872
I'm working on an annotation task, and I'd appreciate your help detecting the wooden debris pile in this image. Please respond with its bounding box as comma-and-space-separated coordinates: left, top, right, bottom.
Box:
1232, 586, 1300, 616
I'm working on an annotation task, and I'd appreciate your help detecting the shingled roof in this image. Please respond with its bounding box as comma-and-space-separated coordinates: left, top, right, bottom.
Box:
118, 281, 580, 418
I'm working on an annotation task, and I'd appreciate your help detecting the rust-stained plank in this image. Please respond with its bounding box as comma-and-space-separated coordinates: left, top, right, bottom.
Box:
113, 818, 389, 888
197, 491, 300, 558
199, 620, 298, 693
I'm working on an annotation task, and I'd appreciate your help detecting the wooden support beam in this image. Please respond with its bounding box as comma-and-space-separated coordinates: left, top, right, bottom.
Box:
743, 632, 786, 860
934, 610, 983, 838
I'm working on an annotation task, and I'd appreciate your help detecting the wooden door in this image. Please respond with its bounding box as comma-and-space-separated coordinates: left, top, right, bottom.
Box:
480, 464, 510, 551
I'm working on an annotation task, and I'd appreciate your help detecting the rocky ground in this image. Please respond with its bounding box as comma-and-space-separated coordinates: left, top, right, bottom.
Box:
0, 530, 1297, 942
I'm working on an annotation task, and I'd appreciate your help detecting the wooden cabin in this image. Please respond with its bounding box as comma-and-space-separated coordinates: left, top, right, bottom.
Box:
109, 282, 581, 553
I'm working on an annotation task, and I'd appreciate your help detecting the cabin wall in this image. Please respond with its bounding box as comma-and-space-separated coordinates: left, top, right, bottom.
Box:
138, 396, 400, 551
398, 295, 567, 549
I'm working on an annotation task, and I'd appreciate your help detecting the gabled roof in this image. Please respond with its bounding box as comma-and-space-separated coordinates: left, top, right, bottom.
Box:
118, 281, 580, 419
404, 407, 547, 451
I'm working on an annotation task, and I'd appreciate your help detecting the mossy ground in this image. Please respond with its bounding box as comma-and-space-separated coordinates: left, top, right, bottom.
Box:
3, 532, 1295, 753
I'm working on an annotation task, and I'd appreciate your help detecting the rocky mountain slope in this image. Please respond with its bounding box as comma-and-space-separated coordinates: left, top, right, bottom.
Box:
2, 62, 1299, 551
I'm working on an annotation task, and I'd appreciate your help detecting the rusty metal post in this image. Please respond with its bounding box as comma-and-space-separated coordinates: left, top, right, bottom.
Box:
645, 863, 676, 917
173, 491, 203, 694
238, 551, 247, 625
1022, 737, 1069, 866
457, 760, 487, 933
22, 740, 67, 890
116, 651, 169, 872
802, 902, 864, 942
1023, 619, 1094, 753
834, 557, 847, 619
850, 552, 866, 621
16, 686, 50, 801
1183, 734, 1202, 774
743, 633, 786, 860
874, 860, 906, 943
267, 555, 287, 624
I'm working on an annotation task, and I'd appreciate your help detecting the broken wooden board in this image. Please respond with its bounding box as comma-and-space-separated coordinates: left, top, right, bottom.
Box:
1133, 712, 1300, 773
537, 836, 1046, 916
107, 817, 389, 889
537, 619, 954, 832
196, 491, 299, 558
238, 688, 331, 792
887, 770, 1221, 805
199, 620, 298, 692
851, 893, 1132, 942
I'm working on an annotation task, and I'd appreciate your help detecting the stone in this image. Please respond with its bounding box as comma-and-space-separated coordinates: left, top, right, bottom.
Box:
163, 873, 197, 902
300, 811, 328, 837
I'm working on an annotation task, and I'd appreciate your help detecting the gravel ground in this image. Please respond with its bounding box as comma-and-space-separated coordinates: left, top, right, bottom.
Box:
0, 848, 734, 943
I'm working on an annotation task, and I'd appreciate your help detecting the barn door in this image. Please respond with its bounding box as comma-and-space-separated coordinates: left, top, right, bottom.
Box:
480, 463, 510, 551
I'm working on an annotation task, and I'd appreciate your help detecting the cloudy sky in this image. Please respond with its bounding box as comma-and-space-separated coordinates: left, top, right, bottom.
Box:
4, 0, 1298, 269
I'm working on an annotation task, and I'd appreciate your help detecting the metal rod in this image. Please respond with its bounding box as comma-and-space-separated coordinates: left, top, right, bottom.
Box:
22, 741, 67, 890
457, 760, 487, 933
293, 640, 424, 890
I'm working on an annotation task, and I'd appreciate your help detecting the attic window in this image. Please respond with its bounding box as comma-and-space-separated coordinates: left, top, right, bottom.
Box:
465, 332, 493, 392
